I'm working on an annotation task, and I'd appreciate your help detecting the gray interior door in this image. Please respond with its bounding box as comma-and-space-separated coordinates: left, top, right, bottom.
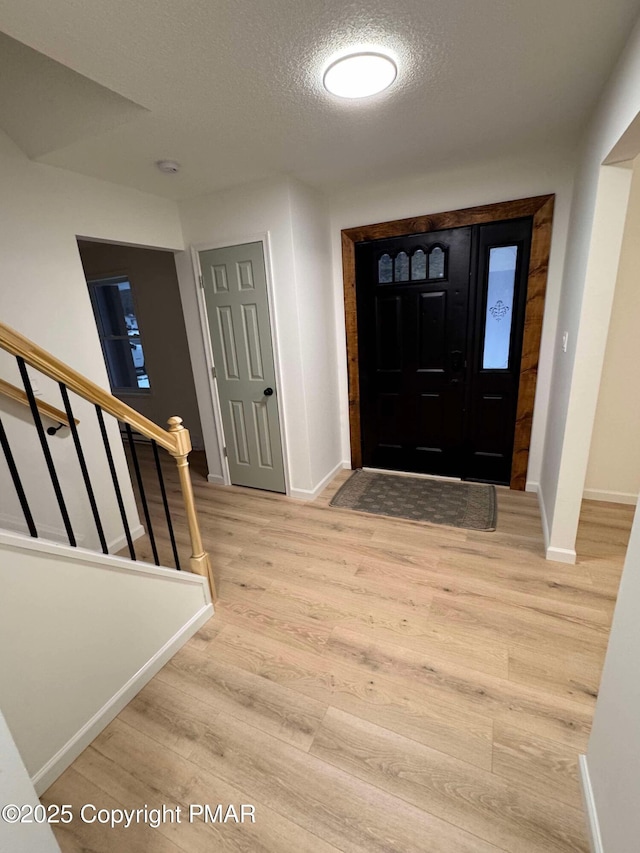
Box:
200, 242, 286, 493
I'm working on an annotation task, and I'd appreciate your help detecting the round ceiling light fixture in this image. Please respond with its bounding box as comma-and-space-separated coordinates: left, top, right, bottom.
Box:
323, 51, 397, 99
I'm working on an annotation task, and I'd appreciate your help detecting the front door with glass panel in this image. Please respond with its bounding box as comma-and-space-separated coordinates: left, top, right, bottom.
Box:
355, 218, 532, 485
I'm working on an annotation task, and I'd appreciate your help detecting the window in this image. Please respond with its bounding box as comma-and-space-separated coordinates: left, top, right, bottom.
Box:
378, 253, 393, 283
88, 277, 150, 392
377, 245, 448, 284
482, 245, 518, 370
394, 251, 410, 282
428, 245, 446, 279
411, 249, 427, 280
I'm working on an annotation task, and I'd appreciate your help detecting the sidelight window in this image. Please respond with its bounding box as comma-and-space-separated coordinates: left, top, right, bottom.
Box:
482, 245, 518, 370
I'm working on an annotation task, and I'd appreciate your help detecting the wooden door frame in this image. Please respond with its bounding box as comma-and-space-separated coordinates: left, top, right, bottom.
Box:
341, 194, 555, 490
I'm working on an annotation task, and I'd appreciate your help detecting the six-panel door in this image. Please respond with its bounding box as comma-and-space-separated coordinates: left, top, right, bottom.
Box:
200, 242, 286, 493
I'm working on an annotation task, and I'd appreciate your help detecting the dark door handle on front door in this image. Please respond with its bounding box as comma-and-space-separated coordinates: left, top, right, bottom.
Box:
450, 351, 464, 372
264, 387, 274, 396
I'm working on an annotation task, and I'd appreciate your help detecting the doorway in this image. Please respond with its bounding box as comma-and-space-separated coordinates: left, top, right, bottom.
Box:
198, 241, 286, 493
357, 218, 531, 485
342, 196, 554, 489
78, 239, 203, 450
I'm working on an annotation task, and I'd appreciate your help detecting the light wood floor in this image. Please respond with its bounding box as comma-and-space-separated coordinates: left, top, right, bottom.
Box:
42, 449, 634, 852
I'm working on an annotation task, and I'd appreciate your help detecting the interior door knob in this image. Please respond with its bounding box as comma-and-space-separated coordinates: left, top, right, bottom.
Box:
264, 387, 274, 396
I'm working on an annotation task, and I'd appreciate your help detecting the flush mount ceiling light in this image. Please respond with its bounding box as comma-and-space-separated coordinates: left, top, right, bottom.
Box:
323, 51, 397, 99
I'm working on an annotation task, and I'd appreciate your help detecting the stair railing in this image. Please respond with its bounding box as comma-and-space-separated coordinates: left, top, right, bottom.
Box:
0, 377, 78, 433
0, 321, 216, 599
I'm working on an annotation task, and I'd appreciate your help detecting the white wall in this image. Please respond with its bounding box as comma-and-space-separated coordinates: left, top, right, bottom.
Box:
0, 531, 211, 790
584, 156, 640, 505
327, 146, 576, 484
288, 180, 343, 491
540, 13, 640, 560
582, 499, 640, 852
176, 179, 299, 486
0, 130, 184, 551
175, 150, 575, 499
177, 177, 341, 496
0, 711, 60, 852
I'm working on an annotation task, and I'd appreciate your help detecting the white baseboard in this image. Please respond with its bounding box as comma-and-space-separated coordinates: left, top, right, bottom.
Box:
0, 512, 86, 546
528, 482, 551, 551
32, 603, 214, 794
583, 488, 638, 505
289, 460, 350, 501
107, 523, 145, 554
528, 483, 577, 563
0, 514, 146, 556
0, 528, 211, 591
579, 754, 604, 853
546, 545, 577, 564
207, 473, 226, 485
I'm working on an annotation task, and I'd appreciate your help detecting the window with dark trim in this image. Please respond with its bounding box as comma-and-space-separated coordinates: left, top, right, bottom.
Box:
88, 276, 151, 392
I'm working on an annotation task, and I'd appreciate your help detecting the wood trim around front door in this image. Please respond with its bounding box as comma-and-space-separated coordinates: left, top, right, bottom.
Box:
341, 194, 555, 490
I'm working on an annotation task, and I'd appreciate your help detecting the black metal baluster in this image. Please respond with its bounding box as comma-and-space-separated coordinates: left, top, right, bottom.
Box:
125, 424, 159, 566
59, 383, 108, 554
152, 439, 180, 570
16, 357, 76, 547
96, 405, 136, 560
0, 416, 37, 538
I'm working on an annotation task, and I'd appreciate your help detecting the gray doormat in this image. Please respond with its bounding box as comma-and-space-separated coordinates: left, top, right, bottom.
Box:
330, 469, 497, 531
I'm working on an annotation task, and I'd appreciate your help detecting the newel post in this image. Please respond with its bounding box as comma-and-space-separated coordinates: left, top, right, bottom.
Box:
167, 416, 216, 600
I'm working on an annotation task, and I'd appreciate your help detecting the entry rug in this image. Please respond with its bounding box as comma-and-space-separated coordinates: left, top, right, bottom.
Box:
330, 469, 497, 531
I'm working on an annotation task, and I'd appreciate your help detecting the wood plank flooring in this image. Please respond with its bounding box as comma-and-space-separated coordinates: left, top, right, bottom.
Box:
42, 450, 634, 852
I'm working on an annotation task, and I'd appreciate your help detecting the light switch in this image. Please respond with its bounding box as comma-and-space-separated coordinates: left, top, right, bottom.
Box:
562, 331, 569, 353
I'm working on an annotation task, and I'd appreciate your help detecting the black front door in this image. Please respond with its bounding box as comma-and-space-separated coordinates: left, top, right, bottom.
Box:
355, 218, 532, 485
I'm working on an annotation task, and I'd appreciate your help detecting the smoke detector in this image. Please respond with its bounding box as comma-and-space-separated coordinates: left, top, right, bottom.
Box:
155, 159, 181, 174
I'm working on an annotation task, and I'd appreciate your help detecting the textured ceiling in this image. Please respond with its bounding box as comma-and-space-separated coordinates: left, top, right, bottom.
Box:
0, 0, 639, 199
0, 32, 147, 158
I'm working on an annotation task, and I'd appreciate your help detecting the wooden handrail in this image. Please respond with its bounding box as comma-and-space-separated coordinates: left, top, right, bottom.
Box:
0, 378, 79, 428
0, 321, 216, 599
0, 322, 177, 453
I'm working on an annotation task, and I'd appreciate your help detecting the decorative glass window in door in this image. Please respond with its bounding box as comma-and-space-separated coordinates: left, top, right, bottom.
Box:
428, 246, 446, 278
411, 249, 427, 280
394, 251, 410, 281
482, 245, 518, 369
378, 253, 393, 283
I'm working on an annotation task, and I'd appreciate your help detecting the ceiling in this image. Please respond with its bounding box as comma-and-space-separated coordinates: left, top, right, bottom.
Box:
1, 0, 639, 200
0, 32, 147, 159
